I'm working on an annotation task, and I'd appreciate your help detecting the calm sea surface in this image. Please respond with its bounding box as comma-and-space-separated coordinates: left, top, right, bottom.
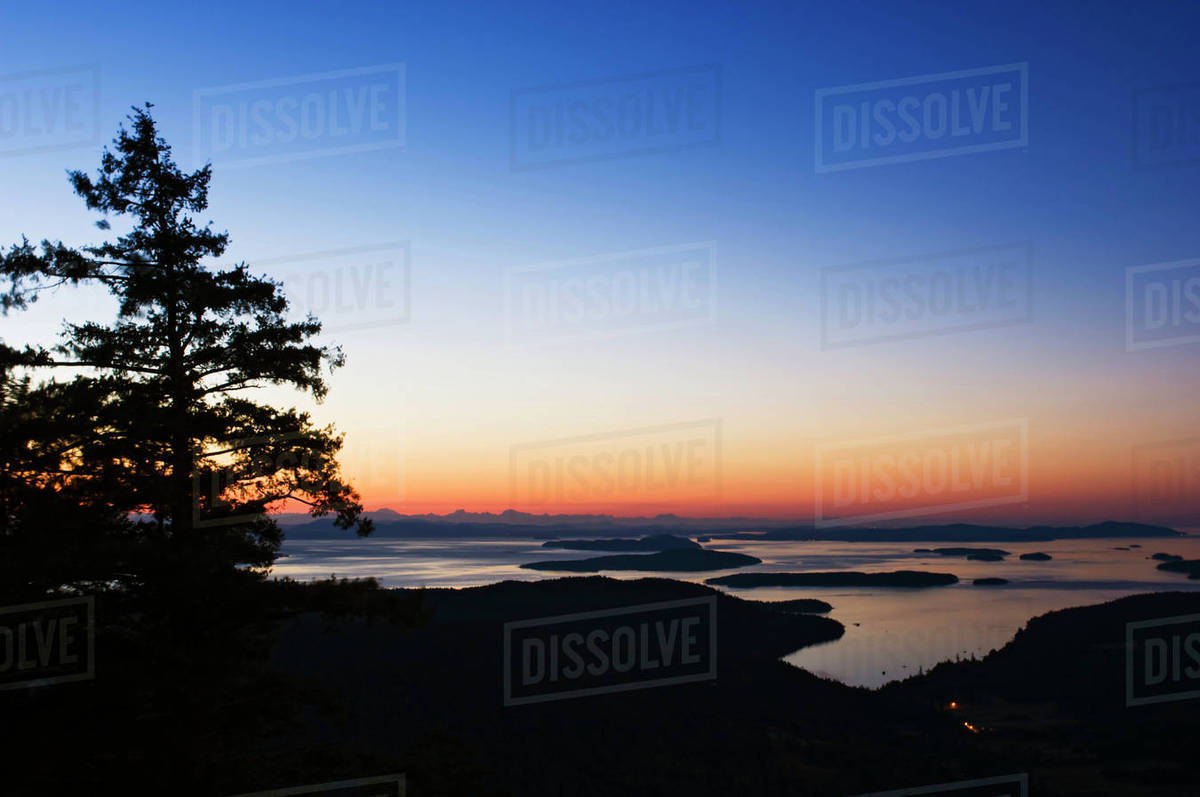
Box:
274, 534, 1200, 689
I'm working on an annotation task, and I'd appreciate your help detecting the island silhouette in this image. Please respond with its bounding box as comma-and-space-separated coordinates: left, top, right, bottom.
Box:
520, 548, 761, 572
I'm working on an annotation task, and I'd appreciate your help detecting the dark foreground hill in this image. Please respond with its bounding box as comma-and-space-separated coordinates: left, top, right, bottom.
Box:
885, 591, 1200, 794
265, 577, 864, 796
261, 582, 1200, 796
6, 578, 1200, 795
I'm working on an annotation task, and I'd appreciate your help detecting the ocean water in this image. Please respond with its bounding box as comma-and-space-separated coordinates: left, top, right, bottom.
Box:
273, 534, 1200, 689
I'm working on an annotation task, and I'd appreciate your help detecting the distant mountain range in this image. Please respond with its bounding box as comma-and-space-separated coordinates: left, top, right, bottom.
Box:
273, 508, 803, 530
273, 509, 1185, 542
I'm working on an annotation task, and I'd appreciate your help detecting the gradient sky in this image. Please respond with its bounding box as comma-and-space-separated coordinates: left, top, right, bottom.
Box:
3, 0, 1199, 525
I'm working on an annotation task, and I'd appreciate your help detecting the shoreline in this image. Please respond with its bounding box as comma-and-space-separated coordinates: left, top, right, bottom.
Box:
273, 534, 1200, 691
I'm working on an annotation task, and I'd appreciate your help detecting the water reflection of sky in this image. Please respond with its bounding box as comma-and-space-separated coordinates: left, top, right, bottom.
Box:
274, 535, 1200, 689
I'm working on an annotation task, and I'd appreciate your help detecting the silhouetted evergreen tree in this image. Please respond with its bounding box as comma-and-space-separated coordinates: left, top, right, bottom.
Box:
0, 353, 135, 599
0, 105, 417, 796
0, 104, 370, 597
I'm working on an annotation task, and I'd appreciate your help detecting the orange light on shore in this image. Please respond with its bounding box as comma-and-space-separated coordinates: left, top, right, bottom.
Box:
948, 701, 958, 710
962, 721, 979, 734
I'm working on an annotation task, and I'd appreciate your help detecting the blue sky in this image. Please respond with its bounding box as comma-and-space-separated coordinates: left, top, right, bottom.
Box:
3, 0, 1199, 521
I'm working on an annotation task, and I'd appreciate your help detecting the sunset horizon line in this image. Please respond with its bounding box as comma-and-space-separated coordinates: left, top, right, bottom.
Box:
269, 504, 1189, 530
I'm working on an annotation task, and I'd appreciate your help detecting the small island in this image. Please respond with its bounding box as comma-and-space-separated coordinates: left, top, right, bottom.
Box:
1152, 552, 1183, 562
973, 577, 1010, 586
541, 534, 699, 552
916, 547, 1009, 561
521, 549, 761, 573
706, 570, 958, 588
1156, 559, 1200, 579
1020, 552, 1053, 561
